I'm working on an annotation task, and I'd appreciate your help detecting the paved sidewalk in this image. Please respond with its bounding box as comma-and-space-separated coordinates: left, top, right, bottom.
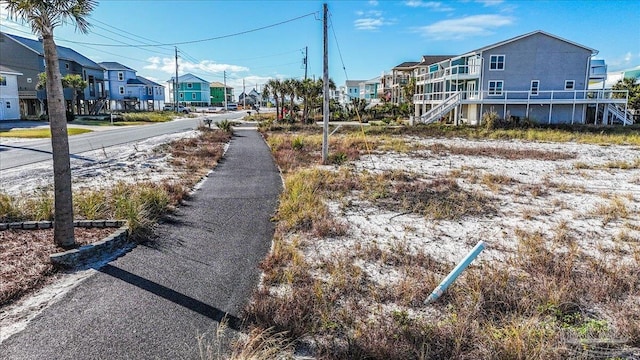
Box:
0, 128, 282, 359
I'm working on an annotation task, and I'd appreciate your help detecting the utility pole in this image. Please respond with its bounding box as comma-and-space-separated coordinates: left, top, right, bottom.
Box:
322, 3, 329, 164
304, 46, 308, 80
243, 78, 246, 109
223, 71, 228, 110
174, 46, 179, 110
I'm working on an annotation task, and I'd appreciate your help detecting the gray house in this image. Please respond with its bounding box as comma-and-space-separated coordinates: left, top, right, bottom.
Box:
0, 31, 105, 118
413, 30, 631, 125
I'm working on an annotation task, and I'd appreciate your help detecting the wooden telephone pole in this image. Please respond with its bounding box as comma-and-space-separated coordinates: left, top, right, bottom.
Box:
322, 3, 329, 164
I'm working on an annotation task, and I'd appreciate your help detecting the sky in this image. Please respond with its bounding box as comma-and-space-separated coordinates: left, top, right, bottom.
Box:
1, 0, 639, 94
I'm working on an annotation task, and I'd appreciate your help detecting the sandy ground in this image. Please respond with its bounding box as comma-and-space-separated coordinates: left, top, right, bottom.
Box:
311, 137, 640, 291
2, 128, 640, 347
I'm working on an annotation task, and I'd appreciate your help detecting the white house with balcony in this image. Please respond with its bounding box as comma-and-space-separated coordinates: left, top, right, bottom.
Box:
413, 30, 631, 126
0, 65, 22, 120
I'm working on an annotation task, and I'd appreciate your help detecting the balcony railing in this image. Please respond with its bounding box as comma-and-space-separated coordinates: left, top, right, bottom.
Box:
415, 89, 629, 103
18, 90, 38, 99
416, 64, 481, 83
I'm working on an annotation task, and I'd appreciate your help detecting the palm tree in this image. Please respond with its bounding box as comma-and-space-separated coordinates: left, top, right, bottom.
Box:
283, 78, 298, 121
7, 0, 97, 248
263, 79, 281, 121
278, 80, 288, 121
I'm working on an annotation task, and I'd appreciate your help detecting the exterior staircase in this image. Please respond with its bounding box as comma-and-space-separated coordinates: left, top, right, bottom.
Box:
607, 103, 633, 125
417, 92, 462, 124
89, 99, 105, 115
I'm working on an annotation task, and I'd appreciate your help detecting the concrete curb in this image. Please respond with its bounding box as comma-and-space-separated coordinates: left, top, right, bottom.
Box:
0, 220, 130, 268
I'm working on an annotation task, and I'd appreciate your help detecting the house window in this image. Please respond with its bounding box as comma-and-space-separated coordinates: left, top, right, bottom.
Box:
565, 80, 575, 90
187, 83, 193, 89
118, 72, 124, 81
118, 86, 124, 95
6, 101, 10, 108
179, 93, 184, 99
0, 76, 6, 86
488, 80, 503, 96
530, 80, 540, 95
148, 87, 152, 96
489, 55, 505, 70
27, 78, 32, 83
192, 93, 196, 100
65, 63, 69, 70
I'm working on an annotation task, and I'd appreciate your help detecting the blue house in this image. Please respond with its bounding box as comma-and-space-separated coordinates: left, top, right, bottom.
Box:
137, 76, 165, 111
413, 30, 631, 125
0, 31, 105, 117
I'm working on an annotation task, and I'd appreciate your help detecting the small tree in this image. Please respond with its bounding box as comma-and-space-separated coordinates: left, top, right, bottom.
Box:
612, 77, 640, 113
63, 74, 88, 115
36, 72, 88, 116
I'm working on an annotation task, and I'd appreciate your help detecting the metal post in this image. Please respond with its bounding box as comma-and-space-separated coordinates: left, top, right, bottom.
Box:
223, 71, 227, 111
304, 46, 308, 80
174, 46, 179, 110
426, 240, 486, 303
321, 3, 329, 164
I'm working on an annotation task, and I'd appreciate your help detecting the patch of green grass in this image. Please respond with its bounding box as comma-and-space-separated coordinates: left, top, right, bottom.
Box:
0, 127, 92, 138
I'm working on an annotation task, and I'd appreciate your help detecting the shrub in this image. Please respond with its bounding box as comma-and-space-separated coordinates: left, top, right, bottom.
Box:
217, 119, 233, 133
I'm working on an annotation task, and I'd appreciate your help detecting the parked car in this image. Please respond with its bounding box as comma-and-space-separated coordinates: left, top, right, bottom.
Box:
225, 103, 238, 111
163, 105, 190, 114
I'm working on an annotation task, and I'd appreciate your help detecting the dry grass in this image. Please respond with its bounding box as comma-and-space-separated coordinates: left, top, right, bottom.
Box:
0, 227, 114, 306
428, 143, 576, 161
245, 126, 640, 359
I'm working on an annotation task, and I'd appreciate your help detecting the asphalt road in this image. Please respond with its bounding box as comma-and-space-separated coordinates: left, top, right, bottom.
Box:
0, 128, 283, 359
0, 112, 245, 170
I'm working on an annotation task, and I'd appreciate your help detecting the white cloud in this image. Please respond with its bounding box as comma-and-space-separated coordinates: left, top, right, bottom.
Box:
368, 0, 379, 6
404, 1, 454, 12
354, 10, 392, 31
606, 51, 638, 71
143, 57, 249, 75
415, 14, 513, 40
476, 0, 504, 6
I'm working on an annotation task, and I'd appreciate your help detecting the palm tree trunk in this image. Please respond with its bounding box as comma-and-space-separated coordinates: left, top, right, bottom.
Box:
43, 34, 75, 248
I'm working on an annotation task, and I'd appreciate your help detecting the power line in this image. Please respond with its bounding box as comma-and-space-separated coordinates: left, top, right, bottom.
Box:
88, 16, 173, 52
328, 11, 349, 80
62, 12, 318, 47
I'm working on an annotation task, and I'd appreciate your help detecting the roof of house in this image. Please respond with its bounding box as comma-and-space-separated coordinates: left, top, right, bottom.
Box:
346, 80, 365, 87
393, 61, 419, 69
99, 62, 135, 71
167, 73, 209, 84
419, 55, 455, 66
210, 81, 233, 89
137, 76, 162, 87
3, 32, 102, 70
468, 30, 597, 55
126, 78, 146, 85
0, 64, 23, 75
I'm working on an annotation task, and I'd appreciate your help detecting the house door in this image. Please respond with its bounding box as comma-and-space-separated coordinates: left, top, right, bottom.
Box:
467, 81, 477, 99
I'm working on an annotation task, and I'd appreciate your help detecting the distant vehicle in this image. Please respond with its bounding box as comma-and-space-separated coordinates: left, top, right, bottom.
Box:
225, 103, 238, 111
163, 105, 190, 114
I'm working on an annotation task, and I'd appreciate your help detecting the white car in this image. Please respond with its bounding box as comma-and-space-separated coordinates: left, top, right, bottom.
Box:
163, 105, 190, 114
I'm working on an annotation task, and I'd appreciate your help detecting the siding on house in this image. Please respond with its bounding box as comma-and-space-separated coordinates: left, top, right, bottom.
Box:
0, 66, 22, 120
167, 73, 210, 106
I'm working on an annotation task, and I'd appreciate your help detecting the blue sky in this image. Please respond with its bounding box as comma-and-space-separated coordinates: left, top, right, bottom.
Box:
1, 0, 638, 92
